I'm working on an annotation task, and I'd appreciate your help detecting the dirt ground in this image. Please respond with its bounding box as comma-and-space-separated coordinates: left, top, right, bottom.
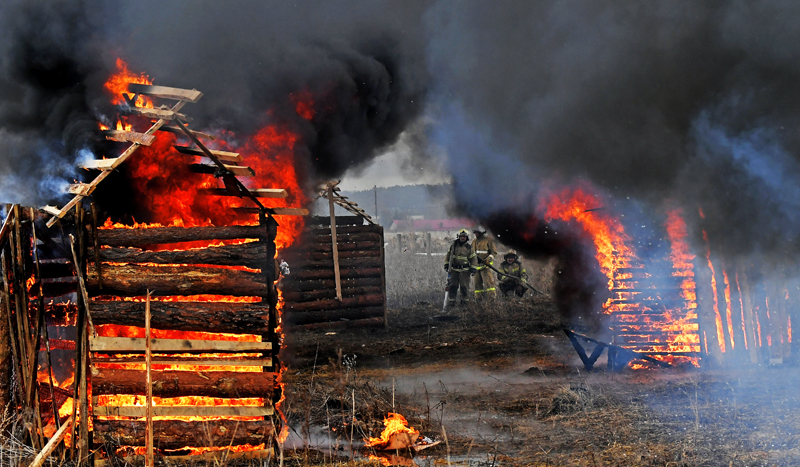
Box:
281, 297, 800, 467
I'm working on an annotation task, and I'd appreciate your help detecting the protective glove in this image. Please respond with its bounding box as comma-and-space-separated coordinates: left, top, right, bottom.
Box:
486, 255, 494, 265
443, 263, 449, 272
469, 267, 478, 276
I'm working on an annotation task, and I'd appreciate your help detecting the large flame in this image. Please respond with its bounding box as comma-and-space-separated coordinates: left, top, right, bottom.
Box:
365, 413, 420, 449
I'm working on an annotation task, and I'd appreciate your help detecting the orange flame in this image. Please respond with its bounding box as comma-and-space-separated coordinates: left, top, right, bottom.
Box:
703, 230, 726, 353
365, 413, 420, 448
104, 58, 153, 107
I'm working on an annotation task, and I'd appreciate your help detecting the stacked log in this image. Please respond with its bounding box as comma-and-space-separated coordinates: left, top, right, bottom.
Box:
84, 222, 278, 453
282, 216, 386, 328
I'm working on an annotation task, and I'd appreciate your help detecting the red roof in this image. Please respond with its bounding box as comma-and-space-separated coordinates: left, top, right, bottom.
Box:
389, 219, 476, 231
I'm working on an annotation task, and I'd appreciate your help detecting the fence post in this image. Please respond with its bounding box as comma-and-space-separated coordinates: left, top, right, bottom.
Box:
396, 233, 402, 253
426, 232, 432, 256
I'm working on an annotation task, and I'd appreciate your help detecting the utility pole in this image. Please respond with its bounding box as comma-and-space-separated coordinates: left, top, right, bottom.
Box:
373, 185, 378, 221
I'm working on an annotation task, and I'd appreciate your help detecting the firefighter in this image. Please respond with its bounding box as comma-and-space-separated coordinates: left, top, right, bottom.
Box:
471, 226, 498, 300
497, 249, 528, 298
444, 229, 478, 307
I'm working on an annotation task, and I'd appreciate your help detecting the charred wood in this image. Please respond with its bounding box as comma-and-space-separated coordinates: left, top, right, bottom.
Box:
287, 267, 381, 281
90, 300, 268, 334
281, 286, 382, 302
86, 264, 266, 297
284, 249, 380, 261
308, 241, 381, 253
96, 242, 265, 268
91, 369, 272, 398
285, 306, 384, 325
280, 277, 382, 292
289, 257, 382, 270
284, 294, 384, 313
296, 317, 384, 330
308, 233, 381, 244
89, 225, 264, 248
93, 419, 272, 450
42, 277, 77, 297
305, 224, 382, 235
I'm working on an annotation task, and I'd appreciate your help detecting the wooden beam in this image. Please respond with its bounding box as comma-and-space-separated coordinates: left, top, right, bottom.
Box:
121, 106, 189, 121
90, 224, 264, 247
145, 294, 153, 467
328, 187, 342, 301
92, 419, 272, 450
174, 146, 242, 163
232, 207, 309, 216
81, 158, 117, 171
200, 188, 287, 198
190, 163, 255, 177
128, 84, 203, 104
90, 368, 274, 398
29, 416, 72, 467
93, 406, 273, 418
89, 336, 272, 353
67, 183, 93, 196
91, 357, 272, 367
158, 125, 215, 140
103, 130, 155, 146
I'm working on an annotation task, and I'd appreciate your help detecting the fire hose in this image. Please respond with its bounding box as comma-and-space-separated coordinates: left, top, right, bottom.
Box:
476, 256, 545, 295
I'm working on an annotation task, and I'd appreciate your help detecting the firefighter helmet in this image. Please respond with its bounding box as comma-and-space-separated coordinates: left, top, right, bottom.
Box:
504, 249, 517, 259
473, 225, 487, 234
458, 229, 469, 238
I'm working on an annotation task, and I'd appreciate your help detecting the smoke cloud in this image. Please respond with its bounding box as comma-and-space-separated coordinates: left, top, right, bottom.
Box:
424, 1, 800, 264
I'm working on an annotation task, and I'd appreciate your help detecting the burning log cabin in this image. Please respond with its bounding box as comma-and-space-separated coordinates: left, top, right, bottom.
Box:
0, 205, 282, 462
0, 81, 319, 463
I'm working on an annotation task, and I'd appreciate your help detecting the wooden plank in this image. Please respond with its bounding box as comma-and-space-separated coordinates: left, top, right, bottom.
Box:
68, 183, 93, 196
96, 241, 266, 268
200, 188, 287, 198
91, 357, 272, 367
90, 368, 274, 397
145, 294, 153, 467
121, 106, 188, 121
232, 207, 309, 216
103, 130, 155, 146
91, 224, 264, 247
93, 406, 273, 418
158, 125, 215, 140
174, 146, 242, 163
128, 84, 203, 104
29, 416, 72, 467
328, 188, 342, 301
81, 158, 117, 171
190, 163, 254, 177
90, 336, 272, 353
93, 419, 272, 450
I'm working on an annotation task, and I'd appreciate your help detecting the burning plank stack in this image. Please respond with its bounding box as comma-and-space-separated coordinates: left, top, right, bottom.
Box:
86, 217, 279, 455
606, 254, 702, 367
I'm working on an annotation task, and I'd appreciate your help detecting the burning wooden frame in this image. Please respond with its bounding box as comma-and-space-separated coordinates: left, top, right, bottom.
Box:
0, 204, 282, 464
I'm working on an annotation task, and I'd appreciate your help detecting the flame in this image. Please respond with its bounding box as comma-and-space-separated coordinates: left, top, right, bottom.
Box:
365, 413, 419, 448
703, 230, 726, 353
104, 58, 153, 108
722, 270, 734, 350
541, 187, 632, 295
735, 272, 748, 350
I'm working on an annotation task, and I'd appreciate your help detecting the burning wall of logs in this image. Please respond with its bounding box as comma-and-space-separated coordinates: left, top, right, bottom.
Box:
282, 215, 387, 328
0, 204, 281, 463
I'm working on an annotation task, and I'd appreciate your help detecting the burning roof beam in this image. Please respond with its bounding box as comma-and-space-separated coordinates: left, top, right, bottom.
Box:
127, 84, 203, 103
200, 188, 287, 198
174, 145, 242, 163
190, 163, 255, 177
121, 106, 191, 122
103, 130, 155, 146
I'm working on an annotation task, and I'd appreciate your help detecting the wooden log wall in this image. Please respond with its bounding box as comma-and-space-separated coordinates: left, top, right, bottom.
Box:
282, 216, 387, 328
80, 214, 281, 456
